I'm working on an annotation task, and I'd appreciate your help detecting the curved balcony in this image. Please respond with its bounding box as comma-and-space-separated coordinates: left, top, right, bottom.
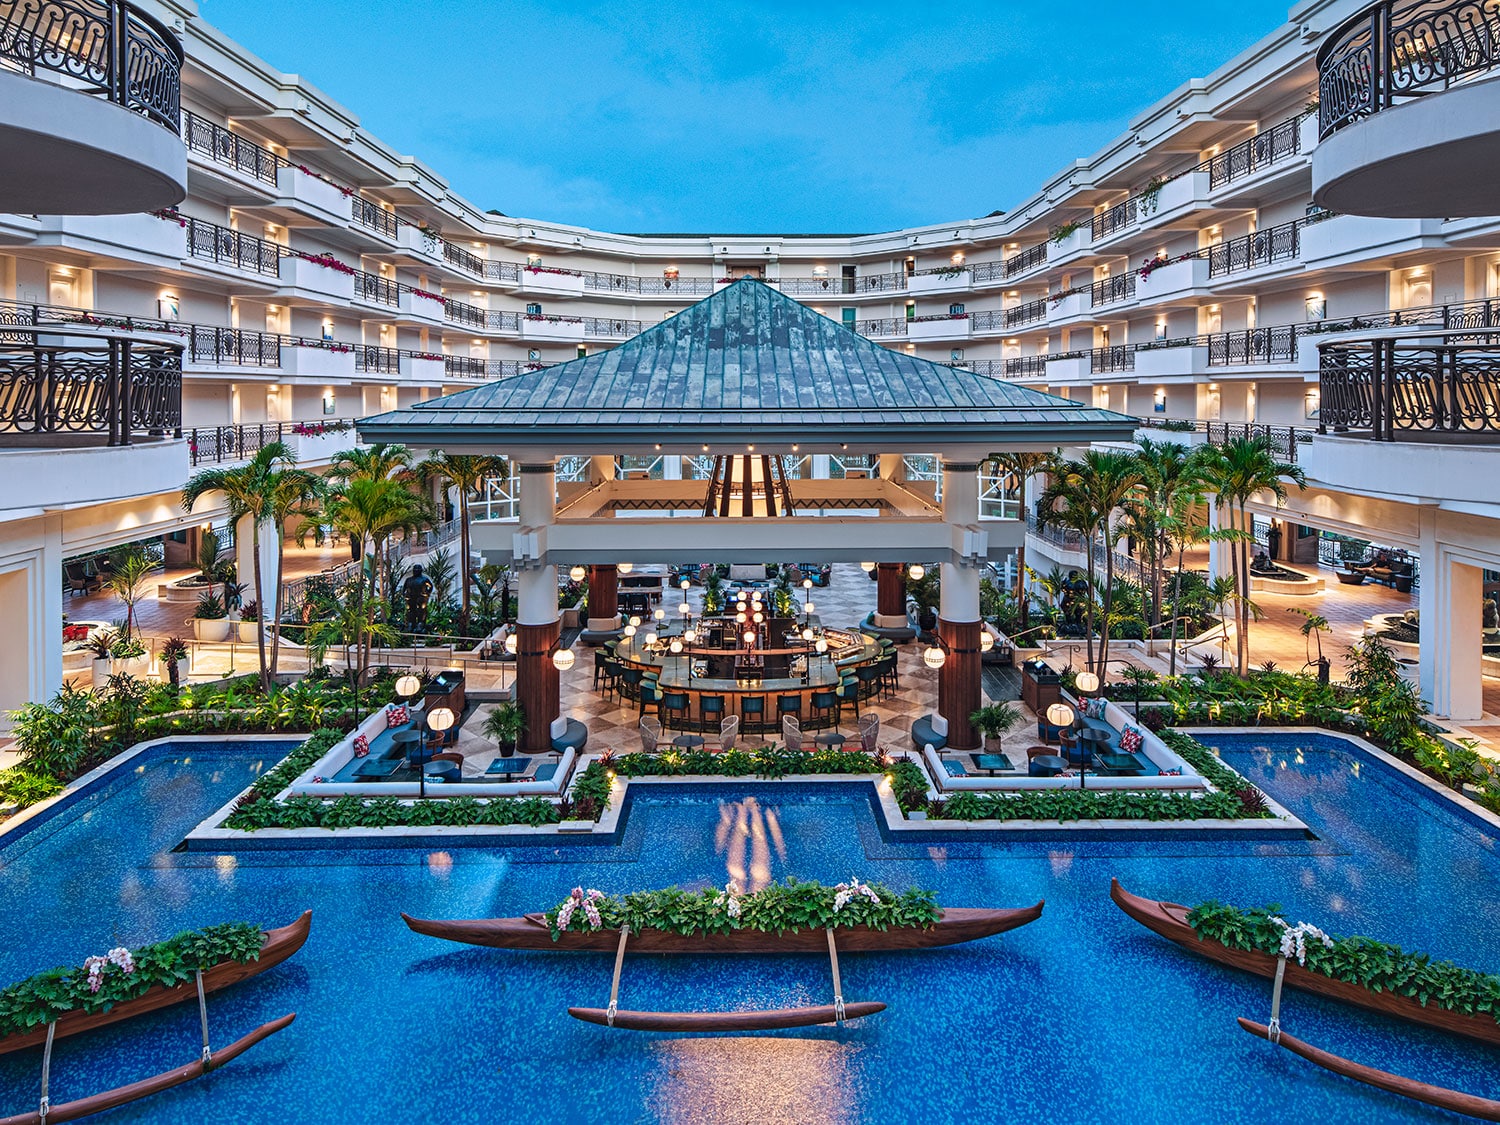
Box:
1314, 0, 1500, 216
0, 0, 186, 213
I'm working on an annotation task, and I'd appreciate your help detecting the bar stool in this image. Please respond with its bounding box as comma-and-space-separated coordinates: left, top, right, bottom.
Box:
639, 675, 661, 718
838, 673, 860, 721
740, 695, 767, 734
601, 659, 623, 702
593, 649, 611, 690
620, 666, 644, 703
777, 694, 802, 723
661, 691, 691, 731
809, 690, 839, 731
856, 664, 882, 701
699, 694, 725, 733
878, 653, 899, 698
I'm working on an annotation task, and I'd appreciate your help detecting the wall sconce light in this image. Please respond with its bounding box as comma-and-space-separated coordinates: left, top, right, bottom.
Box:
618, 562, 634, 574
569, 565, 586, 582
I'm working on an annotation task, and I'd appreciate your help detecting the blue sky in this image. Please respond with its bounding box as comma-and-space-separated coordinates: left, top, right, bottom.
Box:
205, 0, 1289, 233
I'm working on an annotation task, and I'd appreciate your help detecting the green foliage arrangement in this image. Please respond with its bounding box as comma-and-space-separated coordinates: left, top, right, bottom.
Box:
924, 731, 1270, 823
0, 768, 65, 809
1187, 900, 1500, 1023
544, 878, 941, 939
608, 746, 883, 781
225, 792, 561, 831
0, 922, 265, 1035
888, 758, 930, 813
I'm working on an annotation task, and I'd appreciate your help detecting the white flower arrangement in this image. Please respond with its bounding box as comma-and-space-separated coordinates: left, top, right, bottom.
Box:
555, 887, 607, 931
1272, 916, 1334, 965
832, 876, 881, 913
83, 947, 136, 993
714, 879, 743, 919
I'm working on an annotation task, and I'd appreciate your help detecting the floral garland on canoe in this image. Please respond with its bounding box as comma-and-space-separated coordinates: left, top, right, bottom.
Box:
544, 877, 939, 939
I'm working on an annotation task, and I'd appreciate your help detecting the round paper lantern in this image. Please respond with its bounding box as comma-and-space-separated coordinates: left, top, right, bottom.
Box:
815, 638, 829, 654
669, 638, 683, 654
923, 646, 946, 669
1046, 702, 1076, 729
427, 706, 455, 733
860, 561, 876, 573
569, 565, 586, 582
618, 562, 634, 574
908, 564, 926, 580
552, 649, 576, 671
395, 674, 420, 700
1075, 671, 1100, 695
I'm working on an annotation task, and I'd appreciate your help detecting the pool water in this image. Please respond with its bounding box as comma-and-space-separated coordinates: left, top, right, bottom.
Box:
4, 733, 1500, 1124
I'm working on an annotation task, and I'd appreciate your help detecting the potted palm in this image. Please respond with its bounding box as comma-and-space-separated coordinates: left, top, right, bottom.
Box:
192, 592, 231, 642
969, 702, 1022, 754
159, 636, 189, 686
87, 629, 115, 688
110, 633, 149, 678
482, 701, 525, 758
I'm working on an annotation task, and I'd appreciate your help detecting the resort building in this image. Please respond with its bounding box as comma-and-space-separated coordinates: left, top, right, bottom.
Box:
1, 0, 1497, 733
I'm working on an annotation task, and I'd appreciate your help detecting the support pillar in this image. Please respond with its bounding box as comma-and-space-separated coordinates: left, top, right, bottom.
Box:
1419, 512, 1484, 722
587, 564, 620, 633
875, 563, 907, 629
515, 462, 560, 752
234, 515, 280, 620
938, 459, 983, 750
1207, 499, 1234, 582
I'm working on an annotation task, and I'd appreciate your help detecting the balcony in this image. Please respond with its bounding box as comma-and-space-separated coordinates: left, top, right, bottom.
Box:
1090, 345, 1135, 376
444, 300, 486, 330
352, 271, 401, 312
186, 421, 354, 468
1044, 355, 1091, 381
1298, 213, 1445, 267
487, 310, 520, 334
277, 254, 356, 303
1046, 290, 1089, 324
1206, 114, 1311, 192
1319, 336, 1500, 442
1047, 223, 1091, 263
520, 314, 585, 343
182, 111, 283, 193
1135, 255, 1211, 305
443, 243, 485, 277
1206, 217, 1308, 281
273, 165, 350, 226
1090, 274, 1136, 310
906, 268, 971, 296
1091, 199, 1137, 243
1315, 0, 1500, 217
350, 196, 402, 243
856, 317, 906, 340
582, 271, 715, 298
41, 211, 186, 267
1004, 298, 1048, 328
905, 313, 970, 341
518, 267, 585, 297
353, 344, 401, 377
444, 356, 488, 381
583, 317, 642, 340
185, 217, 281, 278
187, 325, 282, 372
282, 344, 356, 380
397, 224, 445, 266
1003, 243, 1047, 280
1139, 171, 1210, 224
1135, 343, 1211, 380
968, 310, 1005, 336
0, 0, 185, 213
1003, 355, 1052, 379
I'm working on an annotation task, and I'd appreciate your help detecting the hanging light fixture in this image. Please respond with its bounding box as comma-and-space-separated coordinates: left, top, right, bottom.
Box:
802, 627, 815, 640
552, 648, 576, 671
860, 561, 877, 573
618, 562, 634, 574
623, 624, 637, 637
815, 638, 829, 654
923, 645, 946, 669
908, 563, 926, 580
736, 611, 748, 624
669, 638, 683, 654
629, 616, 641, 628
1075, 670, 1100, 695
683, 628, 697, 643
569, 565, 586, 582
743, 631, 756, 645
644, 631, 658, 646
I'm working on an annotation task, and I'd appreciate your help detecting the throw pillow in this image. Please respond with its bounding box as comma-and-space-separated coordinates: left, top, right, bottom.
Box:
1120, 726, 1144, 753
1084, 698, 1107, 719
353, 733, 370, 758
1161, 766, 1182, 776
386, 704, 409, 728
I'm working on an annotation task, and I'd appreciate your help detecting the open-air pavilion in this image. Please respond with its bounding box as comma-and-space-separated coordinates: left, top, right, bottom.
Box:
358, 278, 1137, 751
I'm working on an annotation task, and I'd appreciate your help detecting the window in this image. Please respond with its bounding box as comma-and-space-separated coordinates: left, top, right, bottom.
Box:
949, 303, 965, 316
576, 346, 587, 358
526, 302, 542, 316
841, 308, 856, 329
905, 301, 916, 321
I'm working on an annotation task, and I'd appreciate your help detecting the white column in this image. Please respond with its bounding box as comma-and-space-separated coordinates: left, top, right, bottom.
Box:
811, 454, 831, 480
1207, 499, 1233, 582
662, 456, 682, 481
517, 461, 558, 626
877, 453, 904, 482
589, 455, 616, 484
235, 516, 280, 620
940, 460, 981, 622
1419, 512, 1483, 721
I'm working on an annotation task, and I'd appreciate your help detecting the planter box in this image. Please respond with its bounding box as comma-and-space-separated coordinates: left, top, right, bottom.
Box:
91, 658, 112, 688
906, 317, 971, 341
237, 620, 260, 643
396, 224, 445, 265
159, 577, 215, 605
1136, 257, 1211, 304
283, 344, 357, 380
556, 819, 594, 833
275, 165, 350, 225
278, 254, 356, 303
400, 289, 445, 323
520, 317, 584, 343
1046, 291, 1088, 324
518, 270, 585, 297
907, 271, 971, 296
1140, 171, 1209, 222
400, 355, 447, 382
1048, 226, 1090, 261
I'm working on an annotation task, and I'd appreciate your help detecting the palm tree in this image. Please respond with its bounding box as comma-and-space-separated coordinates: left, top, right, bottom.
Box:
266, 467, 324, 678
1038, 449, 1144, 671
987, 451, 1050, 630
416, 451, 508, 622
1124, 439, 1205, 640
304, 580, 400, 689
1200, 436, 1307, 675
106, 546, 156, 641
304, 476, 434, 606
182, 442, 312, 691
329, 442, 413, 488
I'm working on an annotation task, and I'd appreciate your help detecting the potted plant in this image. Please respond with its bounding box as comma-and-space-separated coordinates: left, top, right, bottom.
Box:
482, 701, 525, 758
906, 569, 940, 635
192, 592, 231, 642
237, 599, 260, 643
1289, 607, 1332, 684
109, 633, 149, 678
86, 629, 115, 688
160, 636, 189, 687
969, 702, 1022, 754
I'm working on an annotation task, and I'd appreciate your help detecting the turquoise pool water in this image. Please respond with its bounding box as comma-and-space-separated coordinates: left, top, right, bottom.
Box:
2, 732, 1500, 1123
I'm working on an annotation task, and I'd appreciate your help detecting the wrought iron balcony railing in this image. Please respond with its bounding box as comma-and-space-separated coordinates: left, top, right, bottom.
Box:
351, 196, 403, 239
856, 317, 906, 338
444, 355, 487, 379
184, 217, 282, 277
1133, 416, 1309, 461
1091, 197, 1138, 241
188, 325, 281, 368
1091, 345, 1134, 374
182, 110, 284, 184
1204, 114, 1304, 189
582, 317, 642, 339
443, 242, 485, 275
1003, 354, 1055, 378
353, 344, 400, 374
1003, 243, 1048, 278
0, 0, 183, 131
444, 299, 486, 329
1004, 298, 1048, 327
352, 270, 401, 308
1318, 0, 1500, 138
1090, 273, 1136, 308
1320, 337, 1500, 439
581, 271, 716, 297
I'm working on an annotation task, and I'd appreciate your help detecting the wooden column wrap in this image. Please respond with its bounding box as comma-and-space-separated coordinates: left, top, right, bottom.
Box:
936, 617, 982, 751
588, 566, 618, 620
515, 620, 561, 753
877, 564, 906, 617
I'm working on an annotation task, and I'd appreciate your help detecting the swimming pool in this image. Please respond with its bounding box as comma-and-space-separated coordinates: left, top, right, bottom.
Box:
3, 731, 1499, 1123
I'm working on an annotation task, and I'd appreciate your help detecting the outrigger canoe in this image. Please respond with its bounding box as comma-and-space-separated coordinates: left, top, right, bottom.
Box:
0, 911, 312, 1056
401, 902, 1043, 953
0, 1014, 296, 1125
1239, 1017, 1500, 1121
1111, 879, 1500, 1046
568, 1003, 886, 1032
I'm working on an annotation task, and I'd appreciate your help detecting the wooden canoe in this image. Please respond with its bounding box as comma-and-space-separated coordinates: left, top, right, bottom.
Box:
569, 1002, 886, 1032
0, 1012, 296, 1125
1111, 879, 1500, 1046
1238, 1017, 1500, 1121
401, 902, 1043, 953
0, 911, 312, 1057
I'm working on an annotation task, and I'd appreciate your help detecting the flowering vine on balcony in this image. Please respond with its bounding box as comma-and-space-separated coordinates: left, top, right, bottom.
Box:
524, 313, 584, 324
150, 208, 187, 228
524, 265, 580, 276
295, 251, 356, 276
411, 352, 445, 361
910, 312, 969, 321
294, 164, 356, 198
1049, 285, 1085, 306
1138, 252, 1195, 281
409, 288, 446, 304
289, 420, 353, 436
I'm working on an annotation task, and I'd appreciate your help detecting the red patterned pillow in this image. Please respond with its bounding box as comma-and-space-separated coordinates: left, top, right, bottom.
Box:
353, 734, 370, 757
386, 704, 409, 728
1120, 726, 1144, 753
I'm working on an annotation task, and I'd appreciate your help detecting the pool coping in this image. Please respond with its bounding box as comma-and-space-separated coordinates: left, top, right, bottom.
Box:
1184, 725, 1500, 838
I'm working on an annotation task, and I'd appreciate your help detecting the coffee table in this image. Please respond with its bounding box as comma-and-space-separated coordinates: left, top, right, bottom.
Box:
1030, 754, 1066, 777
974, 752, 1014, 775
672, 734, 706, 750
815, 732, 847, 749
485, 756, 529, 775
